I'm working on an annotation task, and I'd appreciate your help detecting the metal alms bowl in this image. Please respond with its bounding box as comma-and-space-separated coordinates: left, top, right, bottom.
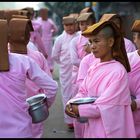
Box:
70, 97, 97, 123
26, 94, 49, 123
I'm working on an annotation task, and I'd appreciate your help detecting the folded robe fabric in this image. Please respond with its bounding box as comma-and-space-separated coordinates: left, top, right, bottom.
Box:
0, 19, 9, 71
9, 18, 34, 54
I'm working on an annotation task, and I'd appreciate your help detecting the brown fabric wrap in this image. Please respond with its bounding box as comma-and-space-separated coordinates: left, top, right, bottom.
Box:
131, 20, 140, 32
12, 15, 28, 19
99, 14, 124, 35
77, 12, 93, 22
80, 7, 94, 14
82, 21, 131, 72
4, 10, 20, 23
62, 16, 77, 24
0, 19, 9, 71
9, 18, 34, 54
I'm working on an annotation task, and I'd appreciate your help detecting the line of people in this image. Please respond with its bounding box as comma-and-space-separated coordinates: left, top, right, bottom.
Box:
0, 8, 58, 138
52, 6, 140, 138
0, 5, 140, 138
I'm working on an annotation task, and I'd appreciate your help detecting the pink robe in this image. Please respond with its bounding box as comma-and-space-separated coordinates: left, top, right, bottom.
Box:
73, 53, 100, 138
0, 53, 58, 138
36, 18, 58, 70
26, 46, 52, 138
52, 30, 79, 124
127, 50, 140, 137
70, 32, 88, 98
77, 53, 100, 87
70, 60, 136, 138
124, 37, 136, 53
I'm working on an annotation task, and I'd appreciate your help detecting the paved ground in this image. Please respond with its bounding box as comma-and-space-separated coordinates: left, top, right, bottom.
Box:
42, 64, 75, 138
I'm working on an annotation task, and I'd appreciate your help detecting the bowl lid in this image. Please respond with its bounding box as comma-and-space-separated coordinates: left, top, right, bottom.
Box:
70, 97, 97, 105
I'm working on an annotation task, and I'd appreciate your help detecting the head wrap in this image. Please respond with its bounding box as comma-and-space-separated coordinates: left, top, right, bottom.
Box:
8, 18, 34, 54
131, 20, 140, 32
77, 12, 94, 22
82, 20, 131, 72
4, 10, 20, 23
80, 7, 94, 14
0, 19, 9, 71
62, 15, 77, 24
99, 13, 124, 35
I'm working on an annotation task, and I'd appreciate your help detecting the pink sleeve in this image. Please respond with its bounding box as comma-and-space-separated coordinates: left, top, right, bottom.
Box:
39, 53, 52, 77
77, 57, 89, 85
27, 57, 58, 107
49, 19, 58, 33
70, 38, 81, 67
78, 104, 100, 118
35, 32, 47, 56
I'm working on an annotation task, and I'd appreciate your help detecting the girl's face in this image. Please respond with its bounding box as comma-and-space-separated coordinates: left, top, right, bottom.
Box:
79, 19, 95, 32
89, 30, 114, 62
63, 23, 76, 35
133, 32, 140, 49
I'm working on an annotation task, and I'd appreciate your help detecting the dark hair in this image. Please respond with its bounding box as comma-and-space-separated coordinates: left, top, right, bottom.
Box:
100, 25, 115, 39
88, 13, 96, 24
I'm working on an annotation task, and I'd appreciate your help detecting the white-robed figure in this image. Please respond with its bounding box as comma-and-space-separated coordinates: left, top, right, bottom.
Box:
52, 15, 79, 129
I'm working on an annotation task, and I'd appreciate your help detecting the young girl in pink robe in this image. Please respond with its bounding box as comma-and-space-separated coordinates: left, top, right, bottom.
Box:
52, 15, 79, 128
8, 18, 55, 138
127, 20, 140, 137
26, 46, 52, 138
69, 12, 96, 137
36, 8, 58, 72
65, 21, 136, 138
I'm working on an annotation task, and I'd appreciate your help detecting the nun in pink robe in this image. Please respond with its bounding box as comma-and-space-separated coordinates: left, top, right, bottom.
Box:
36, 8, 58, 72
8, 18, 54, 138
70, 13, 96, 97
26, 47, 52, 138
52, 15, 79, 126
99, 13, 136, 53
0, 19, 58, 138
70, 12, 96, 137
127, 20, 140, 137
66, 21, 136, 138
70, 32, 88, 97
127, 50, 140, 138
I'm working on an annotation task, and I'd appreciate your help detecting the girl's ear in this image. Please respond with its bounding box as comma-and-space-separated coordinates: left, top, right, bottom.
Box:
108, 37, 114, 48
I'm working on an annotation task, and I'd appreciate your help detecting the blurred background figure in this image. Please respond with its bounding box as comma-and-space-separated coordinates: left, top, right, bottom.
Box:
36, 7, 58, 73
